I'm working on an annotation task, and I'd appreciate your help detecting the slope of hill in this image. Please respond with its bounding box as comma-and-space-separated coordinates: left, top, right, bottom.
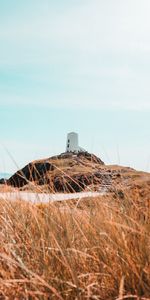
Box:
7, 152, 104, 192
5, 152, 150, 199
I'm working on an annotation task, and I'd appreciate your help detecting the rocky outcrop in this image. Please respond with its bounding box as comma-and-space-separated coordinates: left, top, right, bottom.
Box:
7, 152, 105, 192
3, 151, 150, 196
8, 162, 55, 188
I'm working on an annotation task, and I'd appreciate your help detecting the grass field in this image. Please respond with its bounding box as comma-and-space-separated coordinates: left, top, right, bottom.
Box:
0, 189, 150, 299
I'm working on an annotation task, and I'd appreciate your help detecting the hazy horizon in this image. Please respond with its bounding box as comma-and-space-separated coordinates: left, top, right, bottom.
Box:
0, 0, 150, 173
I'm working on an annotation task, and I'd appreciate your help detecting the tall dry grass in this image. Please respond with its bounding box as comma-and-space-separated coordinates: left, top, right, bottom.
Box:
0, 192, 150, 299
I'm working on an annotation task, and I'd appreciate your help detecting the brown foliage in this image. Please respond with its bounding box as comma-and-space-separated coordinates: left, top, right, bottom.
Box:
0, 192, 150, 299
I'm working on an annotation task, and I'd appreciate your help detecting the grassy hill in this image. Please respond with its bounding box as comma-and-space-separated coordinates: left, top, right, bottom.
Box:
4, 152, 150, 198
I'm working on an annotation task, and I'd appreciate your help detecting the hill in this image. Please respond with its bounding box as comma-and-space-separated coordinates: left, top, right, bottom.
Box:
5, 152, 150, 199
7, 152, 104, 192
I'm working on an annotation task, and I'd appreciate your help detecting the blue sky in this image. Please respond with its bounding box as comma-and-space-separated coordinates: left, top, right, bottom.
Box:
0, 0, 150, 173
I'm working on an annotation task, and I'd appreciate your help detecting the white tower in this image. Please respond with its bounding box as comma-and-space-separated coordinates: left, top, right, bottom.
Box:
66, 132, 79, 152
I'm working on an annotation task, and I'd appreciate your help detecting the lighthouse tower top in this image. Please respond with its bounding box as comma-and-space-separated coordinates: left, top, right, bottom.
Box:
66, 132, 79, 153
66, 132, 85, 153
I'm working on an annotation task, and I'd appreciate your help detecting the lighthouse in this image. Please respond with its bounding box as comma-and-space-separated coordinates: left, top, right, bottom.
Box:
66, 132, 85, 153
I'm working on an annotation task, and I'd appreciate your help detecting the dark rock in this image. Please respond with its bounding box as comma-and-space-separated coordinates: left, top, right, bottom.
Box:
117, 190, 125, 199
0, 178, 7, 185
8, 161, 55, 188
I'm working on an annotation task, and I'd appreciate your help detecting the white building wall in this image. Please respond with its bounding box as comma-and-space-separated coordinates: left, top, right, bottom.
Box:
66, 132, 79, 152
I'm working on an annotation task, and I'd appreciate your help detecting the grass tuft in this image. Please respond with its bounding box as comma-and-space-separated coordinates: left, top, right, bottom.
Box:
0, 191, 150, 299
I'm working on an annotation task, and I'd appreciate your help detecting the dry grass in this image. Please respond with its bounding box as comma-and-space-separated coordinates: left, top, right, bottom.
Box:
0, 191, 150, 299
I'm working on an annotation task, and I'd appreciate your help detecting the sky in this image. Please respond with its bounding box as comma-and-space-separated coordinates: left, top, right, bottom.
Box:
0, 0, 150, 173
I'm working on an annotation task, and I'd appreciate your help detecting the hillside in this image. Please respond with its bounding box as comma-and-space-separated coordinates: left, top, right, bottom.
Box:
5, 152, 150, 199
7, 152, 104, 191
